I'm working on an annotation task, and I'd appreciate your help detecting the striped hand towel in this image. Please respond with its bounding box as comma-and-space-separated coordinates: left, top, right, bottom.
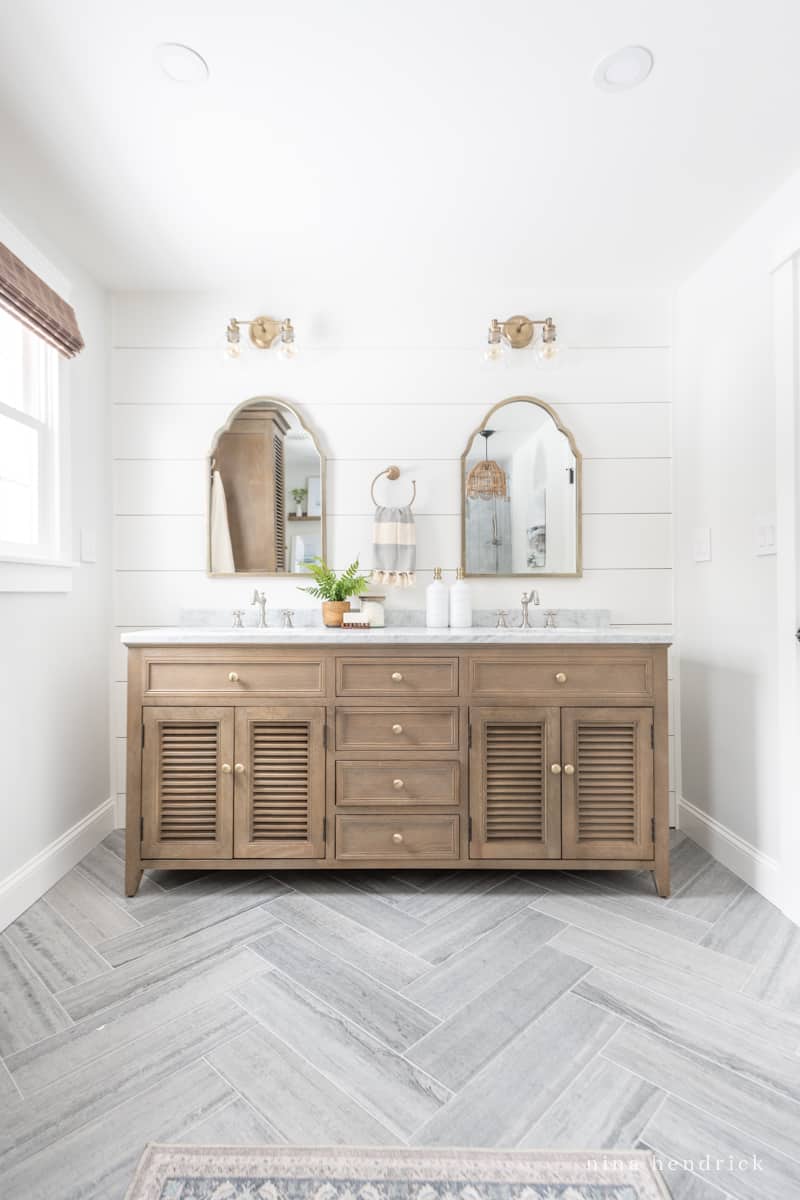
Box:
372, 504, 416, 587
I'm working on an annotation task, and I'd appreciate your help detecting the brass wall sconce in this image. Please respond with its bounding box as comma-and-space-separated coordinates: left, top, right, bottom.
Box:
225, 315, 297, 360
484, 315, 562, 368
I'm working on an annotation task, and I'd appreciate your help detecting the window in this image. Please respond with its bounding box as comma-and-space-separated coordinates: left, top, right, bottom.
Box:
0, 307, 61, 559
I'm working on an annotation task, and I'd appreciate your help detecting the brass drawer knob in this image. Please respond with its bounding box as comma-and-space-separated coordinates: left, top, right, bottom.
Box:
393, 779, 404, 790
221, 763, 232, 774
564, 764, 575, 775
392, 832, 404, 844
391, 672, 403, 682
555, 672, 567, 683
550, 763, 562, 774
234, 763, 245, 774
392, 723, 403, 735
228, 672, 239, 683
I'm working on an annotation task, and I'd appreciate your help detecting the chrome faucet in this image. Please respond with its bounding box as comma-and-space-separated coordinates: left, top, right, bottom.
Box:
251, 590, 268, 628
495, 609, 509, 628
231, 609, 244, 628
544, 609, 558, 629
520, 590, 540, 628
280, 609, 295, 628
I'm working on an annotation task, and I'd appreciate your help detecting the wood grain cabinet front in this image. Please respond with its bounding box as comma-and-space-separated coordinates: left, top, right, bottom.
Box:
125, 642, 669, 899
336, 814, 460, 860
336, 760, 460, 806
336, 657, 458, 697
335, 707, 460, 752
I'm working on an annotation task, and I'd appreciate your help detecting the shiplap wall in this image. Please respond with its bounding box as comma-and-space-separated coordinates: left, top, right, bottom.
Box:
111, 287, 675, 817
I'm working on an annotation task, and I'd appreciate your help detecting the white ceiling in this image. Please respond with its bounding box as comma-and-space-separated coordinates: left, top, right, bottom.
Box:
1, 0, 799, 291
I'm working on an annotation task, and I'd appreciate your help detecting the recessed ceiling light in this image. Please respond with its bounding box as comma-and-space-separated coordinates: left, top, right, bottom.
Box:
593, 45, 653, 92
156, 43, 209, 84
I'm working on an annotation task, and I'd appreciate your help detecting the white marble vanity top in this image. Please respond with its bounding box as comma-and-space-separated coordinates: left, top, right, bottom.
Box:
122, 626, 672, 646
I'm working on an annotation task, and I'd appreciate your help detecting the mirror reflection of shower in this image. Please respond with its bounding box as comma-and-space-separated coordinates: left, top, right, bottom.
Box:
465, 430, 509, 574
462, 398, 580, 577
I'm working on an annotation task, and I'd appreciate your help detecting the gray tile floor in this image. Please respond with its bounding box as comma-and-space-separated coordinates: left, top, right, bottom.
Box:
1, 830, 799, 1200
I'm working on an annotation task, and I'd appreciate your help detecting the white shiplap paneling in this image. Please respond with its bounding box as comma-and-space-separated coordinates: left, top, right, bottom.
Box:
111, 290, 675, 798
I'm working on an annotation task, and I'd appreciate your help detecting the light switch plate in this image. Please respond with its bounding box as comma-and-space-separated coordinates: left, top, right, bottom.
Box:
755, 514, 777, 556
80, 528, 97, 563
693, 526, 712, 562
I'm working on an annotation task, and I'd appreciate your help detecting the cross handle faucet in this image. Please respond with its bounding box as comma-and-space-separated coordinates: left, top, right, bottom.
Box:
251, 590, 268, 628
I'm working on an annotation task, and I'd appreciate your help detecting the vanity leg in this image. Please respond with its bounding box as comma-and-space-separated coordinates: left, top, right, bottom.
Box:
125, 863, 143, 898
653, 861, 670, 898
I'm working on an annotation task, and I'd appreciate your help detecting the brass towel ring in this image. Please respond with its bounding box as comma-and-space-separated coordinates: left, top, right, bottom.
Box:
370, 465, 416, 507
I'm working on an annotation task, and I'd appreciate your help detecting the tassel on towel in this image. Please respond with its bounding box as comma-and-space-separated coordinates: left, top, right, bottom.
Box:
372, 504, 416, 587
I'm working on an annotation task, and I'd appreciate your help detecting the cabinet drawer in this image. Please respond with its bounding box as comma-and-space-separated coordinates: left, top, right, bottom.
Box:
336, 657, 458, 697
145, 658, 325, 697
335, 708, 459, 751
336, 814, 460, 860
470, 655, 653, 701
336, 760, 460, 806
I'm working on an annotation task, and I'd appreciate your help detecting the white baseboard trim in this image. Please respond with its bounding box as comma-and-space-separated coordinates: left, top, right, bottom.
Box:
677, 795, 782, 908
0, 797, 116, 931
114, 794, 126, 827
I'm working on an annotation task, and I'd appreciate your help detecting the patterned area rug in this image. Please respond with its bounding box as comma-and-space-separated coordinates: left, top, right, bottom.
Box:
124, 1145, 671, 1200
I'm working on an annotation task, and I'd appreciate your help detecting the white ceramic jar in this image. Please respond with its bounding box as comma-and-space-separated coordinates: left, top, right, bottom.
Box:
360, 594, 386, 628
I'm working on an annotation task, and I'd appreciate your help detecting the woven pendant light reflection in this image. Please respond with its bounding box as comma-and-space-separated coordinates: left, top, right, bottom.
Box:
466, 429, 507, 499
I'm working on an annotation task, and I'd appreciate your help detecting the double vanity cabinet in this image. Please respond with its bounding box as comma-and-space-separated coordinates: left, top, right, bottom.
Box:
124, 629, 671, 897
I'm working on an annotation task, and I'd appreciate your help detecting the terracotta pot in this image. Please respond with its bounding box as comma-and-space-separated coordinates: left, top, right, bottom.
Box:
322, 600, 351, 627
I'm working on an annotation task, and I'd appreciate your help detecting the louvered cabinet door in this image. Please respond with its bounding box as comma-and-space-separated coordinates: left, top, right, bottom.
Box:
141, 707, 234, 859
234, 707, 325, 858
561, 707, 654, 860
469, 707, 561, 859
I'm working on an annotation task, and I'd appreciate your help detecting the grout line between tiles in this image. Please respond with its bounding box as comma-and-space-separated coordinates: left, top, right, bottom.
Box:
224, 990, 408, 1142
512, 1017, 628, 1147
1, 935, 75, 1035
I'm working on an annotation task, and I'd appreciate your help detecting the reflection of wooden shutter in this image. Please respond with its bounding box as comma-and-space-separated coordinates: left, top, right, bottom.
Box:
234, 707, 325, 858
469, 707, 560, 859
561, 707, 653, 859
141, 707, 233, 859
273, 433, 286, 571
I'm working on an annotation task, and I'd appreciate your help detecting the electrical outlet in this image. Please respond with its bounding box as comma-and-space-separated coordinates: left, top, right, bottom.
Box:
754, 515, 777, 556
693, 527, 711, 563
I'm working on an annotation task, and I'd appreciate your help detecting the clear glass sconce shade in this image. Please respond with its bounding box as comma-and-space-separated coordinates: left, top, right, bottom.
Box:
277, 319, 298, 361
483, 321, 508, 366
534, 338, 564, 370
224, 318, 241, 360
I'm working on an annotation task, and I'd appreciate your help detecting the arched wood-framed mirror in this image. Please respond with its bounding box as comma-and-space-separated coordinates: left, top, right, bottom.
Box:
207, 396, 326, 577
461, 395, 582, 577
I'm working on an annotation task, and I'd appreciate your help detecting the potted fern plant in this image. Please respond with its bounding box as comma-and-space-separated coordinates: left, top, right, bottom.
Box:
298, 557, 371, 627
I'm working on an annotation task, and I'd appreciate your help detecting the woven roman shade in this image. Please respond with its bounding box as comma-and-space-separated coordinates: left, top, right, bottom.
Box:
0, 241, 84, 358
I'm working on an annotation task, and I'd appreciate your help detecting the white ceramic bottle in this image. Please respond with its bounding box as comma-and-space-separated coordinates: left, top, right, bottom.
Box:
426, 567, 449, 628
449, 566, 473, 628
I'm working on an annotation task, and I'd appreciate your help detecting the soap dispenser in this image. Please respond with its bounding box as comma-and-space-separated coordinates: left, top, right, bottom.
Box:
426, 567, 449, 628
449, 566, 473, 628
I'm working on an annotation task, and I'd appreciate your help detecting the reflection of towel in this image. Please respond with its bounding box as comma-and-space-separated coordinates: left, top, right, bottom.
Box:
210, 470, 235, 574
372, 504, 416, 587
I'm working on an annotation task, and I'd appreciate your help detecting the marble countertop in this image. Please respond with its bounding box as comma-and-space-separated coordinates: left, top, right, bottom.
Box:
122, 626, 672, 646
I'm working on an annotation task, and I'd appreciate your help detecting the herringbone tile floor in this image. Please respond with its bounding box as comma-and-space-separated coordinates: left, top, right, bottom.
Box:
2, 830, 800, 1200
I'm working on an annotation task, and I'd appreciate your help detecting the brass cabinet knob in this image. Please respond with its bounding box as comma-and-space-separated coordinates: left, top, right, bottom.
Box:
392, 723, 403, 735
391, 672, 403, 682
228, 672, 239, 683
550, 763, 562, 774
393, 779, 404, 790
555, 672, 567, 683
221, 763, 232, 774
392, 832, 404, 844
234, 763, 245, 774
564, 763, 575, 775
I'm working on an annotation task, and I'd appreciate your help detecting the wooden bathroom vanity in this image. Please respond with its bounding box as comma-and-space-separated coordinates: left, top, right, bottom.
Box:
123, 629, 671, 897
